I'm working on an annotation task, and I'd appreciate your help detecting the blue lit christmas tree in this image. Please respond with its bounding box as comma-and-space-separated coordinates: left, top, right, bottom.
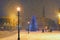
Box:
29, 16, 38, 31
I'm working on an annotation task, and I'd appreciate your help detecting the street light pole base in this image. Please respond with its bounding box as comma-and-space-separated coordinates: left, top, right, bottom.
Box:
18, 38, 20, 40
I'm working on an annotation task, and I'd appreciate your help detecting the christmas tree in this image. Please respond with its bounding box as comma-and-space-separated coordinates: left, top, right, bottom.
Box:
29, 16, 38, 31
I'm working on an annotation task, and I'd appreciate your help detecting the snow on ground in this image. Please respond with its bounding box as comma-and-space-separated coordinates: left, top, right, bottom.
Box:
20, 31, 60, 40
1, 31, 60, 40
0, 30, 17, 38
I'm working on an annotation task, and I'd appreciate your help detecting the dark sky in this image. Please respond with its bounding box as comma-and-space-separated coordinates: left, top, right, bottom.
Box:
24, 0, 60, 21
0, 0, 60, 22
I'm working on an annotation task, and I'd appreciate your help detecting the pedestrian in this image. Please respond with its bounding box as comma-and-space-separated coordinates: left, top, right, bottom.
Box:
42, 29, 44, 32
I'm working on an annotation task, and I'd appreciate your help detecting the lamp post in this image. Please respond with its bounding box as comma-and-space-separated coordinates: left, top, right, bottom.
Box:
27, 21, 30, 34
17, 7, 20, 40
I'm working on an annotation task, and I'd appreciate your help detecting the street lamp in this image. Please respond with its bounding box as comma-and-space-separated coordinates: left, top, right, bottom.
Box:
27, 21, 30, 34
17, 7, 20, 40
17, 7, 20, 12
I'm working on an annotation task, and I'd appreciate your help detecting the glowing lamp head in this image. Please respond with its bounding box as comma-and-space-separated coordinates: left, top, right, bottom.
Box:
17, 7, 20, 11
28, 21, 30, 24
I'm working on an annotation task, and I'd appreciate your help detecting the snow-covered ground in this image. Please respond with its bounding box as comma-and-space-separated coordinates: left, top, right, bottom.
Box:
0, 30, 17, 38
20, 31, 60, 40
1, 31, 60, 40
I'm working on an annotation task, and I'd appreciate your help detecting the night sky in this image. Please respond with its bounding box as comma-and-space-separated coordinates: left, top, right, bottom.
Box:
0, 0, 60, 22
